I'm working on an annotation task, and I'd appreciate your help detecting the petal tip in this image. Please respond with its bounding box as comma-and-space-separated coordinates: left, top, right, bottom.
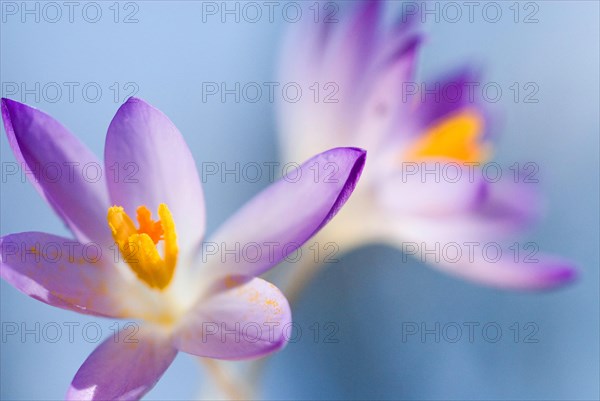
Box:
333, 146, 367, 162
1, 97, 16, 108
327, 146, 367, 191
349, 146, 367, 156
117, 96, 153, 113
522, 260, 578, 291
117, 97, 166, 120
553, 263, 578, 285
124, 96, 146, 105
1, 97, 22, 120
345, 146, 367, 178
1, 98, 41, 129
313, 146, 367, 232
1, 97, 31, 113
2, 98, 30, 142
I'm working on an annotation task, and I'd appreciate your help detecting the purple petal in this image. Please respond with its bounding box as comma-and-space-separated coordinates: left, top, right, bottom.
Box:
473, 174, 542, 235
104, 97, 206, 256
0, 232, 125, 317
277, 3, 423, 159
1, 98, 111, 246
385, 195, 575, 290
376, 163, 489, 217
404, 238, 577, 290
353, 36, 422, 148
323, 0, 381, 90
205, 147, 366, 277
457, 252, 577, 290
386, 171, 541, 244
67, 328, 177, 401
278, 2, 332, 78
414, 68, 489, 136
174, 277, 290, 360
277, 3, 381, 158
376, 14, 423, 73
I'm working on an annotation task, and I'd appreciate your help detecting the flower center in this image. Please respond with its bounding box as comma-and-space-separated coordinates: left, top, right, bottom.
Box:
405, 108, 490, 163
107, 203, 179, 290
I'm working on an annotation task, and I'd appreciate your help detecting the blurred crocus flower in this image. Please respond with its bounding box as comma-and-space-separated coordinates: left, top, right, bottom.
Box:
277, 1, 575, 290
0, 97, 366, 400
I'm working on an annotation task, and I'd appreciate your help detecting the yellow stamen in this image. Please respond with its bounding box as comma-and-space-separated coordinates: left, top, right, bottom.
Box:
107, 204, 179, 290
405, 108, 490, 163
136, 206, 164, 244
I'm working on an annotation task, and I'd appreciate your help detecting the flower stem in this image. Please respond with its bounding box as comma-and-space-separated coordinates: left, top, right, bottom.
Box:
200, 359, 250, 400
281, 222, 365, 305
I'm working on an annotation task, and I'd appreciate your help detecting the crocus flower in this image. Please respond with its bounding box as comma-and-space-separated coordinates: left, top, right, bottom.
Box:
276, 1, 576, 290
0, 97, 366, 400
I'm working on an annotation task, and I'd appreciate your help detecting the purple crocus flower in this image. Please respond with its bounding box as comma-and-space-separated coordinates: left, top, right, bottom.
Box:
0, 97, 366, 400
277, 1, 576, 290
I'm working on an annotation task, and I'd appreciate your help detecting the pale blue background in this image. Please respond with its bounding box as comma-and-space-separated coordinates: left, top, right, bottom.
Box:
1, 1, 598, 400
